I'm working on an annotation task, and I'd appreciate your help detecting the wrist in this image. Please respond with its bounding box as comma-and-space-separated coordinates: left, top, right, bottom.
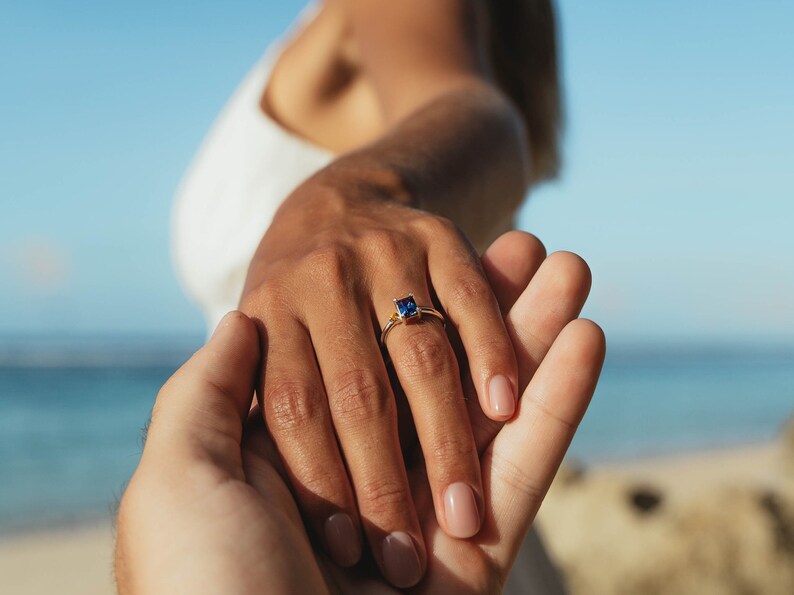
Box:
295, 154, 417, 212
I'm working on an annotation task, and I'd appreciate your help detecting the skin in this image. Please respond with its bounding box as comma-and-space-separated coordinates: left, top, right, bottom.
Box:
115, 232, 606, 594
240, 1, 539, 582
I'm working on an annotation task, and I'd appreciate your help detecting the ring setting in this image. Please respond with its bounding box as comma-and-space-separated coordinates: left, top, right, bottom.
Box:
394, 293, 420, 320
380, 292, 445, 346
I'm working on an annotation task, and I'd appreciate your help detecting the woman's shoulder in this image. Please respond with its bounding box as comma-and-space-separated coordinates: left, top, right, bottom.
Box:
262, 2, 385, 154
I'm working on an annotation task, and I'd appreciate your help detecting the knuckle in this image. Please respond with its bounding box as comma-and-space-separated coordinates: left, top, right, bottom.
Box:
450, 276, 490, 309
237, 292, 257, 315
488, 450, 545, 501
432, 214, 459, 235
296, 468, 341, 498
395, 330, 455, 379
264, 379, 325, 431
470, 332, 511, 363
416, 213, 458, 239
528, 395, 577, 433
306, 245, 352, 288
328, 368, 389, 424
428, 433, 476, 469
364, 229, 404, 263
358, 477, 411, 515
239, 277, 289, 317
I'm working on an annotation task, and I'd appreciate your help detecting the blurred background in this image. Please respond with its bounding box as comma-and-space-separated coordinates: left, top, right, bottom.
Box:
1, 1, 792, 593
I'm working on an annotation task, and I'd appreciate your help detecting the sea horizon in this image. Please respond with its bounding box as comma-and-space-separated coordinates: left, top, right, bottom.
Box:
1, 338, 792, 534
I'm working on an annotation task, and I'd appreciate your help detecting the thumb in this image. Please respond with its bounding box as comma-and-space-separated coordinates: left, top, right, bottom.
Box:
145, 311, 261, 453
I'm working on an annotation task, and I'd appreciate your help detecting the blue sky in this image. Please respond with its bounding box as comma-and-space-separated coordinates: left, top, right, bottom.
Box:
1, 1, 792, 342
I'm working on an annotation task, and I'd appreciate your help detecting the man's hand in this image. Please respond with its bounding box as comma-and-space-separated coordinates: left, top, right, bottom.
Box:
115, 231, 605, 593
114, 310, 327, 594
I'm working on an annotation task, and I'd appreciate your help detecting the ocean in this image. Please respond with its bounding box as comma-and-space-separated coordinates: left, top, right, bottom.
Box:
1, 339, 792, 534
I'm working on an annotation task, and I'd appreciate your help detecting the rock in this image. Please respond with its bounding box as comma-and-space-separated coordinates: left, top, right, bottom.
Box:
537, 473, 794, 595
627, 485, 663, 514
758, 490, 794, 555
781, 415, 794, 476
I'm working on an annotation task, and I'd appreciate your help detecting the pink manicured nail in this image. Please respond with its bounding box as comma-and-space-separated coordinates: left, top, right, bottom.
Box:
488, 375, 515, 418
381, 531, 422, 588
443, 482, 480, 538
324, 513, 361, 567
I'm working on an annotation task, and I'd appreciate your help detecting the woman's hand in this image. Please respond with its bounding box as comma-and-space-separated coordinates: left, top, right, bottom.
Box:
239, 178, 521, 577
116, 232, 605, 593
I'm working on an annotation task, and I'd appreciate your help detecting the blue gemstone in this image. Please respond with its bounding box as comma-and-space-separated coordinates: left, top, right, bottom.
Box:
396, 295, 418, 319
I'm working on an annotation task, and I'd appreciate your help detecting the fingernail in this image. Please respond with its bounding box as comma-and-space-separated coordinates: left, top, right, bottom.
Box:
324, 513, 361, 567
381, 531, 422, 588
488, 375, 515, 418
444, 482, 480, 538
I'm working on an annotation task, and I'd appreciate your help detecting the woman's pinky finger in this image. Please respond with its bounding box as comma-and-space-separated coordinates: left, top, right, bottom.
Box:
480, 318, 606, 568
431, 248, 519, 422
465, 231, 548, 448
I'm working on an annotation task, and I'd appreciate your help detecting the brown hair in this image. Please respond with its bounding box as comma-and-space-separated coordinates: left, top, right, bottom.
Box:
485, 0, 563, 184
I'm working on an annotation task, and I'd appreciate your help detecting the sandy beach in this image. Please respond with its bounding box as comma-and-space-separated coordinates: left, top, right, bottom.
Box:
0, 522, 115, 595
537, 435, 794, 594
2, 436, 792, 595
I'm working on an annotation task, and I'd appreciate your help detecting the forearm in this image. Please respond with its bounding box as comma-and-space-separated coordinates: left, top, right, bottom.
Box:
304, 81, 530, 250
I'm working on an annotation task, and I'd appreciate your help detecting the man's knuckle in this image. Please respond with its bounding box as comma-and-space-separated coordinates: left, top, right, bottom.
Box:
264, 379, 324, 430
489, 451, 545, 501
529, 396, 578, 433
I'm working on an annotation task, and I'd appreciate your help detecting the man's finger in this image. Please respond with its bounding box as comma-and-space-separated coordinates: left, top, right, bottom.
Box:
481, 230, 547, 314
146, 311, 261, 452
479, 318, 606, 566
469, 250, 592, 452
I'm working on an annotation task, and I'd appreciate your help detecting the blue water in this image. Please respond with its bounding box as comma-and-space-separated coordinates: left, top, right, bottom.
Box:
0, 338, 199, 534
569, 346, 794, 460
1, 340, 792, 533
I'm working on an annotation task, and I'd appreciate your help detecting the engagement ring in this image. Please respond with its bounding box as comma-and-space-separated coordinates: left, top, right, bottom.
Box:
380, 292, 445, 346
